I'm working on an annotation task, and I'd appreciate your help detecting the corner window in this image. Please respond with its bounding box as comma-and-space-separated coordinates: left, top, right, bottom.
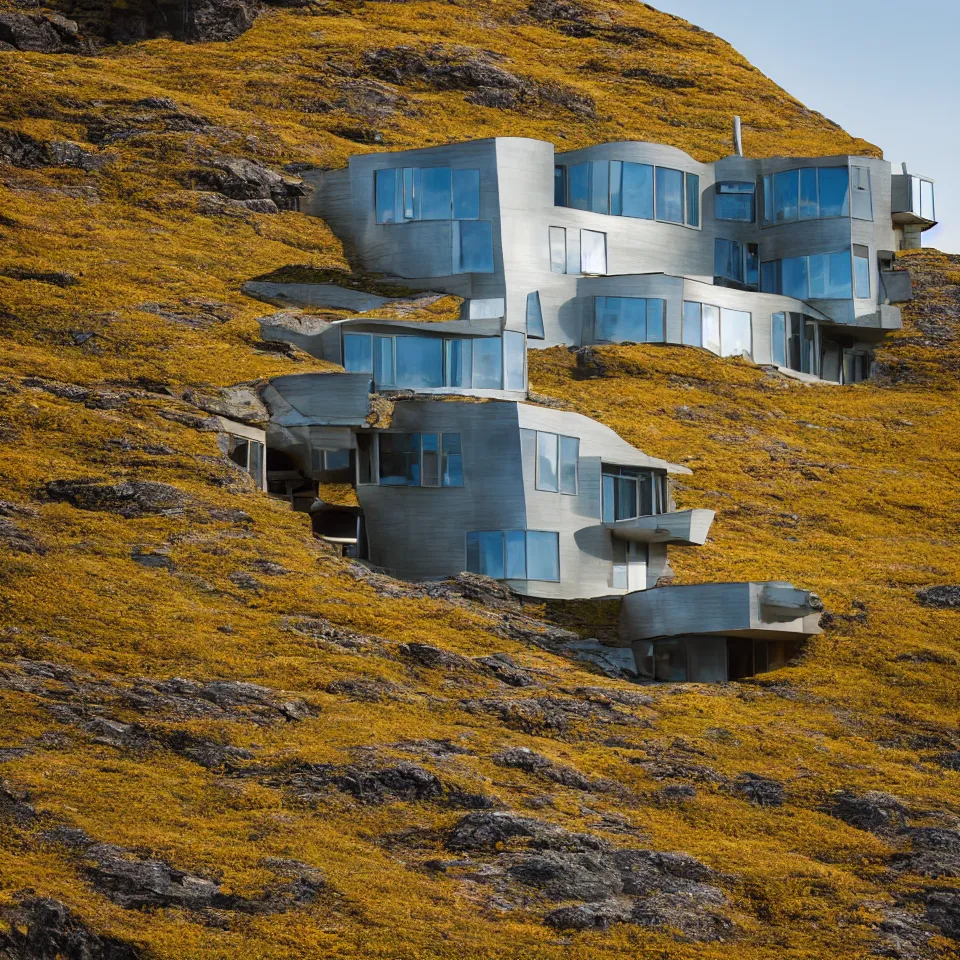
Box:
548, 227, 567, 274
375, 166, 480, 223
580, 229, 607, 274
655, 166, 684, 224
466, 531, 560, 582
526, 292, 545, 340
715, 182, 756, 222
680, 302, 722, 356
602, 466, 666, 521
594, 297, 665, 344
454, 220, 494, 273
853, 245, 871, 299
715, 240, 759, 289
378, 433, 463, 487
763, 167, 849, 225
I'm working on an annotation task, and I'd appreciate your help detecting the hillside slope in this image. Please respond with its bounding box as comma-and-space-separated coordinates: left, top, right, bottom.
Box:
1, 2, 959, 959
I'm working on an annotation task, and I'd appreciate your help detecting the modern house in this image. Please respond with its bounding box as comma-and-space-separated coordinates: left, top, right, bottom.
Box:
240, 132, 937, 678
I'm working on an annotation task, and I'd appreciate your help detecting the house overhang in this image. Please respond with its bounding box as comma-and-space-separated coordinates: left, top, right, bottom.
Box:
604, 508, 715, 546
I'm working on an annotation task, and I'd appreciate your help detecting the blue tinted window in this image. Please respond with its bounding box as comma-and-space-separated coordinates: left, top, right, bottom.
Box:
716, 182, 755, 221
595, 296, 645, 342
771, 313, 787, 367
590, 161, 609, 214
854, 250, 870, 299
685, 172, 700, 226
442, 434, 463, 487
421, 432, 440, 487
799, 167, 818, 220
715, 239, 742, 282
655, 167, 684, 223
374, 335, 394, 386
455, 221, 494, 273
445, 338, 472, 387
505, 531, 526, 579
395, 336, 443, 388
375, 169, 398, 224
452, 168, 480, 219
343, 333, 372, 373
466, 531, 503, 579
761, 261, 780, 294
420, 167, 451, 219
745, 244, 759, 288
782, 256, 808, 299
472, 337, 502, 388
621, 162, 654, 219
379, 433, 420, 486
503, 330, 526, 391
682, 301, 702, 347
559, 436, 579, 495
818, 167, 849, 218
580, 229, 606, 274
402, 167, 418, 220
568, 163, 590, 210
773, 170, 798, 222
762, 174, 774, 223
826, 251, 853, 298
646, 298, 665, 342
554, 166, 565, 206
609, 160, 622, 216
526, 292, 545, 340
526, 531, 560, 582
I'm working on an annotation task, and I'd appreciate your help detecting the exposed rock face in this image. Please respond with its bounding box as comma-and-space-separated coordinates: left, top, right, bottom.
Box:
894, 828, 960, 879
0, 10, 82, 53
0, 898, 141, 959
915, 585, 960, 610
732, 773, 785, 807
0, 130, 110, 172
493, 747, 593, 789
189, 157, 304, 211
0, 502, 44, 555
44, 479, 189, 518
829, 791, 909, 835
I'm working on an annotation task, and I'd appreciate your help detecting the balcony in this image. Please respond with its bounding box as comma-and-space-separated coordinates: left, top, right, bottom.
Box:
604, 508, 715, 546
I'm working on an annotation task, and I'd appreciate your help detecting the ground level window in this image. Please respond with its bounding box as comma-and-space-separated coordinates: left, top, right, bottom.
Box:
378, 433, 463, 487
228, 435, 264, 489
466, 530, 560, 582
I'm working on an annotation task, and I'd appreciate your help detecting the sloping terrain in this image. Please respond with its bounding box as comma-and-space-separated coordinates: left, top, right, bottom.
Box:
0, 2, 959, 958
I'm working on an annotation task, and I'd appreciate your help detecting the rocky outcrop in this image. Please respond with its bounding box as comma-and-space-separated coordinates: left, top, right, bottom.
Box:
44, 479, 189, 518
0, 10, 83, 53
915, 585, 960, 610
0, 130, 111, 172
188, 156, 305, 211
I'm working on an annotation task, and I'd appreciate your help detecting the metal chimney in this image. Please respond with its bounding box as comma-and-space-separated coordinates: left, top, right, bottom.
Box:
733, 116, 744, 157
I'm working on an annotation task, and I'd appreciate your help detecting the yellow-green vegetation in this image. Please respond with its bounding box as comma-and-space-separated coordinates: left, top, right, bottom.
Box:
0, 1, 958, 958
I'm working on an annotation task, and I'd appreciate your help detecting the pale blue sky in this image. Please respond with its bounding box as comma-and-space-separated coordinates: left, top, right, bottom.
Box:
652, 0, 958, 252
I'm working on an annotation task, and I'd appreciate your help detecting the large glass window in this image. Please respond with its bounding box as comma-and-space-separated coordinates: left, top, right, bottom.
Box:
472, 337, 502, 388
375, 166, 480, 223
396, 336, 443, 388
773, 170, 799, 223
503, 330, 526, 391
763, 166, 851, 224
526, 292, 545, 340
771, 312, 787, 367
374, 335, 395, 386
655, 166, 684, 224
343, 333, 373, 373
454, 220, 494, 273
549, 227, 566, 274
682, 301, 702, 348
782, 256, 809, 299
799, 167, 819, 220
594, 297, 666, 344
568, 162, 590, 211
720, 308, 752, 358
621, 162, 654, 219
536, 431, 559, 492
715, 182, 755, 222
580, 229, 607, 274
681, 303, 723, 356
378, 433, 462, 487
445, 338, 472, 388
854, 245, 871, 299
808, 251, 853, 299
602, 466, 665, 521
715, 239, 743, 283
466, 531, 560, 582
818, 167, 850, 218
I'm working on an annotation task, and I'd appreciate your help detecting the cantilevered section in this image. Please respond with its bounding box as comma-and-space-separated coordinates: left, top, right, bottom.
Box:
604, 508, 715, 546
618, 581, 822, 681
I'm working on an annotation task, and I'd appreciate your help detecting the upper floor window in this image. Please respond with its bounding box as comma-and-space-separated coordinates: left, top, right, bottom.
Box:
453, 220, 494, 273
580, 229, 607, 274
378, 432, 463, 487
762, 166, 856, 225
911, 177, 936, 221
526, 292, 545, 340
851, 166, 873, 221
594, 297, 665, 344
375, 167, 480, 223
761, 250, 854, 300
715, 182, 756, 222
682, 302, 751, 358
535, 431, 579, 495
715, 239, 759, 288
601, 466, 667, 522
549, 226, 567, 274
853, 245, 871, 299
343, 331, 522, 392
466, 530, 560, 582
556, 160, 699, 227
311, 448, 351, 474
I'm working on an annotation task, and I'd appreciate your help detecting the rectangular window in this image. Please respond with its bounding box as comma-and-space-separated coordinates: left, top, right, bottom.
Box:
445, 338, 472, 388
762, 174, 774, 224
568, 162, 590, 210
715, 238, 743, 283
343, 333, 372, 373
745, 243, 760, 288
702, 304, 720, 355
788, 314, 803, 370
920, 179, 935, 221
505, 530, 526, 580
374, 335, 395, 386
609, 160, 623, 216
854, 245, 871, 299
799, 167, 819, 220
554, 166, 566, 206
761, 260, 780, 294
682, 301, 702, 347
773, 170, 799, 223
782, 256, 808, 300
549, 226, 567, 274
685, 172, 700, 227
559, 435, 579, 495
452, 168, 480, 220
420, 167, 452, 219
503, 330, 526, 391
646, 298, 665, 342
589, 160, 610, 214
403, 167, 418, 220
850, 165, 872, 221
802, 320, 819, 376
379, 433, 421, 486
536, 431, 559, 493
621, 162, 654, 219
466, 531, 504, 580
771, 312, 787, 367
655, 166, 684, 223
526, 292, 545, 340
472, 337, 502, 388
395, 336, 443, 388
808, 251, 852, 299
248, 439, 264, 489
454, 220, 494, 273
818, 167, 850, 218
421, 433, 440, 486
526, 531, 560, 582
357, 434, 374, 484
720, 308, 752, 358
594, 297, 666, 344
715, 182, 755, 222
375, 168, 399, 224
602, 466, 642, 521
580, 229, 607, 274
442, 434, 463, 487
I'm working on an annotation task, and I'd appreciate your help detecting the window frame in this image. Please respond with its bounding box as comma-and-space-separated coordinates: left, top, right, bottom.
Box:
715, 181, 756, 222
376, 432, 464, 488
761, 165, 854, 227
465, 530, 561, 582
375, 166, 480, 224
579, 228, 607, 275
